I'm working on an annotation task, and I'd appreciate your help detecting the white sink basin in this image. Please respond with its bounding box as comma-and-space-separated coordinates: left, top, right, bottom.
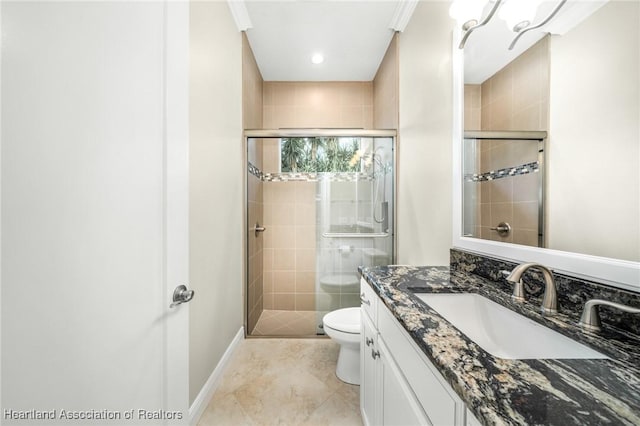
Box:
416, 293, 608, 360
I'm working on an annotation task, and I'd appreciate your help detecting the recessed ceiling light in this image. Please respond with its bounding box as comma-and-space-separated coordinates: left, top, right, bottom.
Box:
311, 53, 324, 64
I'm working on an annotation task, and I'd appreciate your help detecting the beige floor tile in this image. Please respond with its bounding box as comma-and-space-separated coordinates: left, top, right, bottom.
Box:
302, 393, 362, 426
252, 310, 319, 336
197, 338, 361, 426
199, 392, 255, 426
234, 369, 333, 424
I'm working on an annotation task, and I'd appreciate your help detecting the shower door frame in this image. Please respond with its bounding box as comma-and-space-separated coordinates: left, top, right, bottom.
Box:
242, 129, 397, 338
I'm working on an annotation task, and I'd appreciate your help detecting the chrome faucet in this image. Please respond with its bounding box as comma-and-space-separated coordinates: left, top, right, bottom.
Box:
578, 299, 640, 332
506, 262, 558, 315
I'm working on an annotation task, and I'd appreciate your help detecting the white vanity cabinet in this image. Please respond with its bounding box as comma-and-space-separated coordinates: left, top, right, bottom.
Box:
360, 278, 481, 426
361, 281, 429, 426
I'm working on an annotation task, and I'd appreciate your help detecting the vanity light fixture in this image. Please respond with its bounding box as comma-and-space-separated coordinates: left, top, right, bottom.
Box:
507, 0, 568, 50
452, 0, 568, 50
450, 0, 504, 49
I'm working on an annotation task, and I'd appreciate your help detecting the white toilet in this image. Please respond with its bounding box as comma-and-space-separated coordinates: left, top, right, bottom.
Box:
323, 307, 361, 385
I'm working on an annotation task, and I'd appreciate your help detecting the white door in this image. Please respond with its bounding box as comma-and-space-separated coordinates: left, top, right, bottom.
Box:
1, 2, 189, 424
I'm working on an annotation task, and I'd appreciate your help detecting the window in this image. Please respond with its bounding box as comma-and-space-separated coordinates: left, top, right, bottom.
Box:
280, 137, 361, 173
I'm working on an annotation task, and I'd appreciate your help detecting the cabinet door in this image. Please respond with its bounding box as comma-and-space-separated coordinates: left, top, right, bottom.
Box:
378, 338, 431, 426
361, 312, 379, 426
378, 300, 463, 425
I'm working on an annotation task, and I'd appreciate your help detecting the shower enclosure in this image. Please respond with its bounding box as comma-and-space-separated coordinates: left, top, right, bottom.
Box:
245, 130, 395, 337
462, 131, 546, 248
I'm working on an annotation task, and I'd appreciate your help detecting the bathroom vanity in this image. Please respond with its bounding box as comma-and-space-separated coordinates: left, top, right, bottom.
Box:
360, 276, 478, 426
359, 250, 640, 425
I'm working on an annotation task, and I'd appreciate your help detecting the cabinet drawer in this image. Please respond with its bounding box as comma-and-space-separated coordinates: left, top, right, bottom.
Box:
360, 278, 378, 325
378, 302, 462, 426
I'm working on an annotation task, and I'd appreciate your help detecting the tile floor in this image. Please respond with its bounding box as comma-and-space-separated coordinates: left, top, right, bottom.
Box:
250, 310, 322, 336
197, 338, 362, 426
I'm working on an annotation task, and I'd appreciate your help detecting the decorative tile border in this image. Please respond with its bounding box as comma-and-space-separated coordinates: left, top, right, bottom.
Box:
248, 162, 374, 182
464, 161, 539, 182
248, 162, 263, 180
263, 172, 374, 182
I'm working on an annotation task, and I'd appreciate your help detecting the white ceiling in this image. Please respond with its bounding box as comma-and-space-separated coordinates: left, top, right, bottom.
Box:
233, 1, 417, 82
230, 0, 604, 84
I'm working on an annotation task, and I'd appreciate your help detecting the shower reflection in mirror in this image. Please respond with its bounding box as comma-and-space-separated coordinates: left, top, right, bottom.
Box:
462, 132, 545, 248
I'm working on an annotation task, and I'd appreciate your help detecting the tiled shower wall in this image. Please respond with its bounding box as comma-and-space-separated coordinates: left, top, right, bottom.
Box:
480, 36, 549, 132
464, 84, 481, 130
463, 37, 549, 247
259, 142, 315, 312
243, 33, 264, 333
263, 179, 317, 311
373, 33, 398, 129
247, 141, 264, 333
263, 82, 373, 129
259, 80, 375, 312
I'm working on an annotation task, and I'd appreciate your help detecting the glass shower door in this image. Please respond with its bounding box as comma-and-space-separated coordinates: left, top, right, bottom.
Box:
245, 133, 394, 337
314, 137, 394, 334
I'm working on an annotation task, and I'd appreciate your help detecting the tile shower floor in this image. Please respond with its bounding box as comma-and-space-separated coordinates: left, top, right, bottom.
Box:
197, 338, 362, 426
251, 310, 322, 336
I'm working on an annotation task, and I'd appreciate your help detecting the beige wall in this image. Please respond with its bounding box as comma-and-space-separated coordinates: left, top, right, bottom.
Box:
480, 36, 549, 132
548, 0, 639, 261
263, 81, 373, 129
243, 32, 263, 130
397, 1, 453, 265
189, 1, 243, 404
374, 33, 399, 130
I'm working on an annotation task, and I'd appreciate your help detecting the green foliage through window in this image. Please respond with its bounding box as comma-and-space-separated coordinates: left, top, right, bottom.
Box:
280, 137, 360, 172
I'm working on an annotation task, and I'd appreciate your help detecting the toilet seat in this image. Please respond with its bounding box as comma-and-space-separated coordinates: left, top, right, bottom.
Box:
323, 307, 360, 334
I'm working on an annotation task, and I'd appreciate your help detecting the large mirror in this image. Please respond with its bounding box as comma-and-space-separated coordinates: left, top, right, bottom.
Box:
453, 0, 639, 291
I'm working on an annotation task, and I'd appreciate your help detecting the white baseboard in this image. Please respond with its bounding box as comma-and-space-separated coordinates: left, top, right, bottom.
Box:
189, 326, 244, 425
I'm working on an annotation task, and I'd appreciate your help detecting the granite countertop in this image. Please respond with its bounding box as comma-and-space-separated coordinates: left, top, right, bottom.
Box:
359, 265, 640, 426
